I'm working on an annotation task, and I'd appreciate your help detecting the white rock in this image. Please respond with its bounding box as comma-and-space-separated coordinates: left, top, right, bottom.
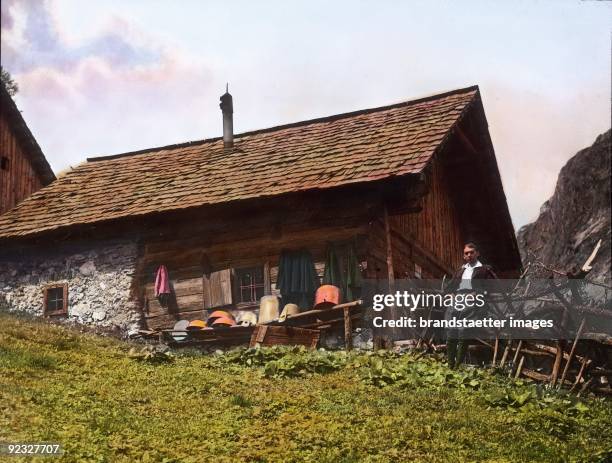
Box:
71, 302, 90, 317
79, 261, 96, 276
92, 310, 106, 321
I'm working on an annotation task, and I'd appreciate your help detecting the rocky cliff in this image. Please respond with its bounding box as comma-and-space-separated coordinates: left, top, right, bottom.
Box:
517, 130, 611, 283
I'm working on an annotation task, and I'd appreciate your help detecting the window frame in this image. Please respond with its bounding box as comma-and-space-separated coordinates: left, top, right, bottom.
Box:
233, 265, 266, 308
43, 283, 68, 316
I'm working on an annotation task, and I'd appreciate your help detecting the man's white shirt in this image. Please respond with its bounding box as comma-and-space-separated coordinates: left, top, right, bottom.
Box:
458, 260, 483, 291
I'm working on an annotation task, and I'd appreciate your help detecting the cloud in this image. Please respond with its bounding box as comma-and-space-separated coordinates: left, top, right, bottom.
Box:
0, 0, 17, 30
0, 0, 216, 169
1, 0, 161, 73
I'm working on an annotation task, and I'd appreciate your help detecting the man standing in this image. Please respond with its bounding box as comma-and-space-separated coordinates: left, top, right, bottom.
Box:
444, 242, 497, 368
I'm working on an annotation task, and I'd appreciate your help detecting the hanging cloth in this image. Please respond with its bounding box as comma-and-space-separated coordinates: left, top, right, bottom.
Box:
154, 265, 171, 297
345, 243, 363, 302
277, 249, 319, 309
322, 242, 363, 302
322, 243, 344, 290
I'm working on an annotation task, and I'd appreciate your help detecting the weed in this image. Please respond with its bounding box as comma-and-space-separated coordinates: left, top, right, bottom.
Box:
229, 393, 253, 408
0, 346, 57, 370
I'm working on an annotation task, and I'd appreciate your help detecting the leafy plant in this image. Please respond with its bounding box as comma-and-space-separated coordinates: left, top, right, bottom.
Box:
359, 354, 483, 390
223, 346, 349, 378
128, 345, 174, 364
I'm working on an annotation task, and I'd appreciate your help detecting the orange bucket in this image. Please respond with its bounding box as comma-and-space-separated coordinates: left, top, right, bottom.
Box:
314, 285, 340, 310
207, 310, 233, 325
187, 319, 206, 330
211, 316, 236, 327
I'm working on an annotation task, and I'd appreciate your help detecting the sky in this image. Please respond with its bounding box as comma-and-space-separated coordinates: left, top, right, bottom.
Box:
1, 0, 610, 229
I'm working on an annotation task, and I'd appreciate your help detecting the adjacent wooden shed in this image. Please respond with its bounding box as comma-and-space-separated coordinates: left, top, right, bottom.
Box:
0, 85, 56, 214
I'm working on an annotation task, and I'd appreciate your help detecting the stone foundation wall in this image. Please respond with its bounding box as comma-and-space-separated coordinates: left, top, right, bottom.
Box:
0, 239, 143, 335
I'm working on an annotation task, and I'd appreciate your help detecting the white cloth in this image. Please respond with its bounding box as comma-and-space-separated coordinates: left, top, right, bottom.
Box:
458, 260, 482, 291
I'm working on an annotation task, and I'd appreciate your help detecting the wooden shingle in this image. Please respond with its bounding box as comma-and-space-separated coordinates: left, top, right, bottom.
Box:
0, 86, 478, 238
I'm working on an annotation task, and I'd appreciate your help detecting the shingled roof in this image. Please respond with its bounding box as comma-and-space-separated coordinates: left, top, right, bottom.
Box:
0, 85, 480, 239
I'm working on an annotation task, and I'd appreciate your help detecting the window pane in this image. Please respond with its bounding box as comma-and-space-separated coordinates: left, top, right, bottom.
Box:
236, 267, 265, 303
46, 287, 65, 313
240, 272, 251, 287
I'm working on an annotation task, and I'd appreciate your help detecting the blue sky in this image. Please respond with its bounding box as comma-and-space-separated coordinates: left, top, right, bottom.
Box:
1, 0, 610, 228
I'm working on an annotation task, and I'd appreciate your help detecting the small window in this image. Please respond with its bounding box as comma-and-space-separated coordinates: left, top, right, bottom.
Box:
234, 267, 265, 305
0, 156, 8, 170
44, 284, 68, 316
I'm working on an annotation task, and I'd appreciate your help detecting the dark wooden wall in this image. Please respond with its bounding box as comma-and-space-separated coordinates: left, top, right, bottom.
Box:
0, 112, 45, 214
134, 186, 377, 330
140, 223, 368, 330
392, 156, 464, 275
366, 155, 464, 280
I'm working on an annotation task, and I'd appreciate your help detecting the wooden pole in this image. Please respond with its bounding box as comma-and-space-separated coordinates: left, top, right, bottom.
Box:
383, 203, 395, 290
514, 356, 525, 379
382, 203, 397, 343
569, 354, 589, 394
263, 261, 271, 295
343, 306, 353, 351
333, 300, 363, 309
301, 313, 362, 329
509, 340, 523, 377
492, 336, 499, 367
499, 338, 512, 369
550, 341, 563, 386
558, 318, 586, 389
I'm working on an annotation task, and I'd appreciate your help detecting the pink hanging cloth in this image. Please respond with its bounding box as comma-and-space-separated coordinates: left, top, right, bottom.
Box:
154, 265, 171, 297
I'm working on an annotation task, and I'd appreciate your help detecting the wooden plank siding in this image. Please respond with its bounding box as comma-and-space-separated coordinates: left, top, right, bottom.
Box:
0, 112, 45, 214
366, 156, 464, 280
391, 156, 464, 276
139, 219, 370, 330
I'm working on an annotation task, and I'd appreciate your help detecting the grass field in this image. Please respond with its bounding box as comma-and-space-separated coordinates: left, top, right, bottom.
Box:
1, 311, 611, 463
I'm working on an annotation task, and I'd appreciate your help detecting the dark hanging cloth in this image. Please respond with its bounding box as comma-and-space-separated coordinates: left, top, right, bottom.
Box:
322, 242, 363, 302
322, 244, 344, 289
345, 244, 363, 302
277, 249, 319, 309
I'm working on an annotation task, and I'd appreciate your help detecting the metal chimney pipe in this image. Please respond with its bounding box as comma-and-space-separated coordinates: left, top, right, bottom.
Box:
219, 85, 233, 150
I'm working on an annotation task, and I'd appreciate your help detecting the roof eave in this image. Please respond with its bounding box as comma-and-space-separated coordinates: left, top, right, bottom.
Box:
0, 85, 56, 185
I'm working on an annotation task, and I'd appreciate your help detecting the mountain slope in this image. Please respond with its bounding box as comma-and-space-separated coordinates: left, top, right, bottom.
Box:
517, 130, 611, 282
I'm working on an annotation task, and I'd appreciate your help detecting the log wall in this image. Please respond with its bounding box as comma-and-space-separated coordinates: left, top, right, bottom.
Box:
0, 112, 45, 214
367, 156, 464, 279
392, 157, 464, 274
135, 190, 375, 330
